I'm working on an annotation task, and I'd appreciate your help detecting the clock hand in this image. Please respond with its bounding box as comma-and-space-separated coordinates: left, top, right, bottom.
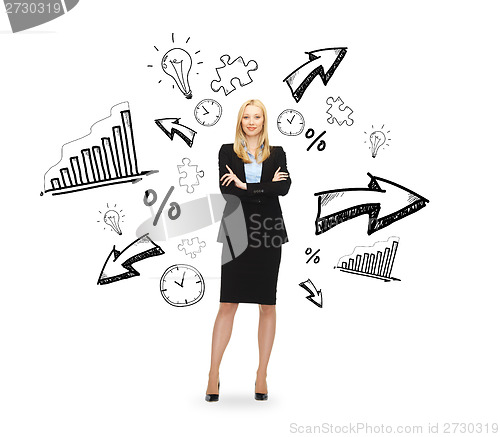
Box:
287, 114, 296, 124
174, 272, 186, 288
202, 105, 209, 115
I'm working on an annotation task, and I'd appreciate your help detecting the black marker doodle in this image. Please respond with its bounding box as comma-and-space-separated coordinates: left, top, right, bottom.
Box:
305, 128, 327, 151
177, 158, 204, 194
155, 117, 197, 148
178, 237, 206, 259
326, 96, 354, 126
42, 102, 157, 196
143, 186, 181, 226
147, 34, 202, 98
315, 173, 429, 236
160, 264, 205, 307
304, 247, 321, 264
97, 234, 165, 285
364, 125, 391, 158
97, 203, 124, 235
162, 48, 193, 99
284, 47, 347, 103
335, 237, 401, 282
277, 109, 305, 136
194, 99, 222, 126
211, 55, 258, 96
299, 279, 323, 308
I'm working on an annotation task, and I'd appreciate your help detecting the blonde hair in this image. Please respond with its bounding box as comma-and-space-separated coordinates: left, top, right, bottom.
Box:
233, 99, 271, 163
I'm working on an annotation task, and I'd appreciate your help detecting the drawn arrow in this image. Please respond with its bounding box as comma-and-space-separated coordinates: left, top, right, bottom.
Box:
314, 173, 429, 236
155, 118, 197, 148
97, 234, 165, 285
299, 279, 323, 308
283, 47, 347, 103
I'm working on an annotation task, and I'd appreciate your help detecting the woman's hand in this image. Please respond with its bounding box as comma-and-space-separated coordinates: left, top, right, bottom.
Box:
272, 167, 288, 182
220, 165, 247, 190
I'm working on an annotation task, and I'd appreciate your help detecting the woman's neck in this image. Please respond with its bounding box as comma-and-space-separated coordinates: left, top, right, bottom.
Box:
245, 136, 260, 153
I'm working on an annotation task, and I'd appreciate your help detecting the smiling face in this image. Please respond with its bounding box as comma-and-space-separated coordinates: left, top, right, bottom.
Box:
241, 105, 264, 138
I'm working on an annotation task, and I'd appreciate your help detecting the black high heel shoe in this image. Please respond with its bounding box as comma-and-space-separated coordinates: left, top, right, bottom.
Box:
254, 381, 268, 401
205, 381, 220, 402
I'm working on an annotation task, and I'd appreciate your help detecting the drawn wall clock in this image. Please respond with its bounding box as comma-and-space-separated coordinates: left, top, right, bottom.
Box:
277, 109, 305, 136
160, 264, 205, 307
194, 99, 222, 126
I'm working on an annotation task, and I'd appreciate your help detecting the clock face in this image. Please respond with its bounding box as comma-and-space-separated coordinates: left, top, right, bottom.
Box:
160, 264, 205, 307
277, 109, 305, 136
194, 99, 222, 126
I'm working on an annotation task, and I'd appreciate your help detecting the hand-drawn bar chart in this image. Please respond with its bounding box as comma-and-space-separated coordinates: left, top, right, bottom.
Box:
43, 102, 156, 196
336, 237, 401, 282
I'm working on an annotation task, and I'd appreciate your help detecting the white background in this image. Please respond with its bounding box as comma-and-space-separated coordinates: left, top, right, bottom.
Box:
1, 1, 499, 436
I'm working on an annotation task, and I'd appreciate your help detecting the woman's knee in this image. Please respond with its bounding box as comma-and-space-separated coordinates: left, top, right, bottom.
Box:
259, 304, 276, 315
219, 302, 239, 316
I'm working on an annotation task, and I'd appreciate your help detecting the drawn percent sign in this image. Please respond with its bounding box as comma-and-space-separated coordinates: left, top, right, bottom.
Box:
305, 128, 326, 151
305, 247, 321, 264
143, 186, 181, 225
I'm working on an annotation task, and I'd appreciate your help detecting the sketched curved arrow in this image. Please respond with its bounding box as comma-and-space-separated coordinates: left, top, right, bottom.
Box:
155, 117, 197, 148
314, 173, 429, 235
283, 47, 347, 103
97, 234, 164, 285
299, 279, 323, 308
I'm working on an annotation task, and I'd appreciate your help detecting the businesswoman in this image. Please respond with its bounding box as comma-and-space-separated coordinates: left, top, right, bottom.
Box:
206, 99, 291, 402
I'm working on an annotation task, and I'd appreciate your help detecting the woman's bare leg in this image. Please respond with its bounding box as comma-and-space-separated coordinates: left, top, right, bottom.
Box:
206, 302, 239, 394
256, 304, 276, 394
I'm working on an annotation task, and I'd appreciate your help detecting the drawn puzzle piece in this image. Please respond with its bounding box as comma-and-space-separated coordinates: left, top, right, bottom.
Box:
326, 96, 354, 126
177, 158, 204, 193
211, 55, 258, 96
178, 237, 206, 258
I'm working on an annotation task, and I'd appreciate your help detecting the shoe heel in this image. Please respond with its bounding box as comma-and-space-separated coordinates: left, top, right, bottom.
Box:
254, 381, 268, 401
205, 381, 220, 402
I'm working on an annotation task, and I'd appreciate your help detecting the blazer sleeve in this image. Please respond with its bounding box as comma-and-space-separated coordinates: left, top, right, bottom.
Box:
246, 146, 291, 197
218, 144, 248, 198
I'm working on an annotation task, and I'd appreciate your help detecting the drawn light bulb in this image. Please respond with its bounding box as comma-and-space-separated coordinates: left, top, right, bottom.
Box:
103, 210, 122, 235
161, 48, 193, 99
369, 130, 386, 158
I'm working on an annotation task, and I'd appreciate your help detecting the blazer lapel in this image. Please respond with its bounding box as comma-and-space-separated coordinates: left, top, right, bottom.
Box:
234, 152, 246, 182
260, 158, 269, 182
260, 150, 276, 182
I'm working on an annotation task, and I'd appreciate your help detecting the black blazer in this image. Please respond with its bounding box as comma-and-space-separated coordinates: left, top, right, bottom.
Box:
217, 143, 291, 248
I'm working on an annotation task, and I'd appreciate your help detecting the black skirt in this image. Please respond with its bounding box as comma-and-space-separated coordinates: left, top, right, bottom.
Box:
220, 243, 282, 305
219, 195, 286, 305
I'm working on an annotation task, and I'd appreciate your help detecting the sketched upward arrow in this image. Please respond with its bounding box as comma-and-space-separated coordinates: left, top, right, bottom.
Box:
299, 279, 323, 308
283, 47, 347, 103
97, 234, 165, 285
155, 118, 197, 148
314, 173, 430, 236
